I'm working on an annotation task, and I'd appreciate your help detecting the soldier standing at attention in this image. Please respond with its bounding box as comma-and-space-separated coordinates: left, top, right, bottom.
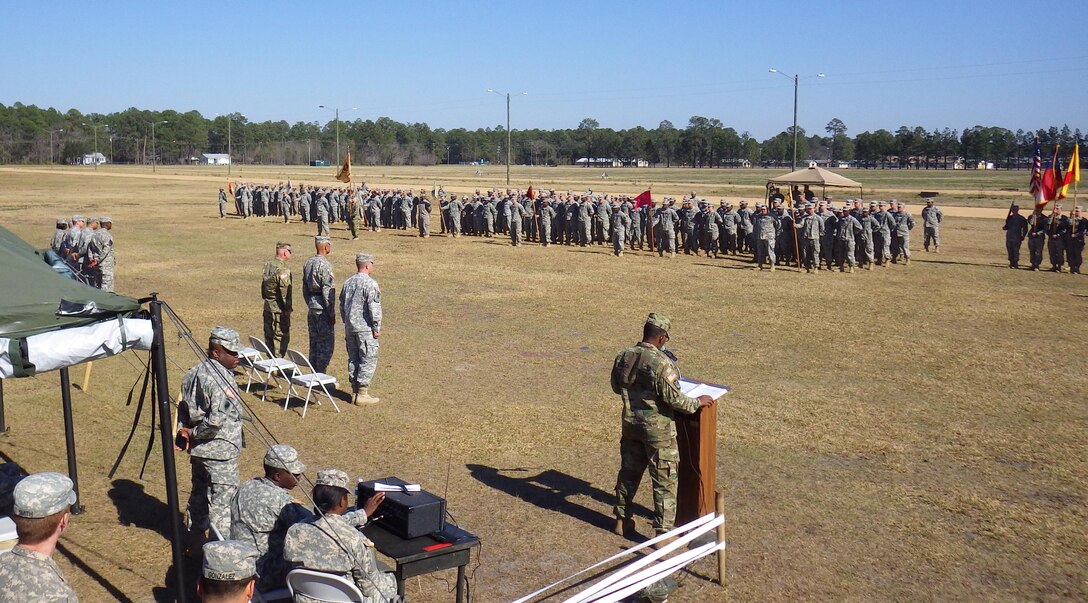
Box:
415, 194, 432, 238
610, 203, 630, 256
261, 242, 293, 357
177, 327, 245, 556
316, 193, 330, 237
1047, 205, 1071, 272
88, 216, 115, 291
538, 198, 556, 246
218, 188, 228, 218
0, 472, 80, 602
339, 252, 382, 405
921, 199, 943, 252
654, 200, 679, 258
198, 541, 260, 603
303, 236, 336, 373
892, 201, 916, 264
50, 218, 69, 253
508, 196, 527, 246
1026, 209, 1050, 271
1068, 206, 1085, 274
611, 314, 713, 543
752, 204, 779, 271
1003, 205, 1029, 269
447, 194, 464, 237
795, 203, 824, 273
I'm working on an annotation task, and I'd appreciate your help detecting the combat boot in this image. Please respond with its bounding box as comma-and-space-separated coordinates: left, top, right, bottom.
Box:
847, 265, 854, 273
356, 386, 380, 404
866, 264, 873, 271
612, 518, 636, 536
651, 534, 677, 550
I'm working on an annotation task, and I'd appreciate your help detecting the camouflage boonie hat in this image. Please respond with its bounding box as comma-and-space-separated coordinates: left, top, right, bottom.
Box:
13, 472, 76, 518
263, 444, 305, 474
315, 468, 349, 490
209, 326, 242, 353
202, 540, 258, 581
645, 313, 671, 336
355, 252, 376, 265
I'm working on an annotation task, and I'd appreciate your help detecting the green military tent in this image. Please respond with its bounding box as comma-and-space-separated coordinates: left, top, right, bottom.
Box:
0, 224, 191, 601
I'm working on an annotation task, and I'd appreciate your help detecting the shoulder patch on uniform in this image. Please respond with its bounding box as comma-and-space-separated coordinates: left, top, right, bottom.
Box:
665, 369, 678, 383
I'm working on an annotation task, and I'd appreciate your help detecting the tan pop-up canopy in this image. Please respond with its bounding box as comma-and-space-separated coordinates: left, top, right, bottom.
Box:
767, 166, 863, 188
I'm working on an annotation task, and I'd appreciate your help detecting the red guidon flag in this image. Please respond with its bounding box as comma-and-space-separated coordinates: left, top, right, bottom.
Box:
336, 151, 352, 183
227, 181, 234, 195
633, 190, 652, 208
527, 185, 535, 200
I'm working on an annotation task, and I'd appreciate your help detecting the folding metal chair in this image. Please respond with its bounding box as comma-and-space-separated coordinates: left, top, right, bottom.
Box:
286, 568, 365, 603
236, 338, 265, 392
284, 349, 340, 418
247, 336, 296, 402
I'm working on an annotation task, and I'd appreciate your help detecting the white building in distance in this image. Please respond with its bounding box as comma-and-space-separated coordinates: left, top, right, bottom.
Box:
200, 153, 231, 165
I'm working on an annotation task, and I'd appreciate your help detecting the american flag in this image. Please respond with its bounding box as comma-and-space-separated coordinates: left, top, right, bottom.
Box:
1029, 137, 1044, 207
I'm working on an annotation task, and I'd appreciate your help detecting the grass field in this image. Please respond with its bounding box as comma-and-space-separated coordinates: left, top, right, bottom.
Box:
0, 165, 1085, 602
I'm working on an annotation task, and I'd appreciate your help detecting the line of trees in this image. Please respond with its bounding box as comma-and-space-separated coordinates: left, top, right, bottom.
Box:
0, 102, 1082, 169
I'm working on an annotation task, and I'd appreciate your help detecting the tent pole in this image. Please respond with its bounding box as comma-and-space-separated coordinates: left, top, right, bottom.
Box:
150, 297, 188, 603
0, 379, 7, 433
59, 367, 85, 514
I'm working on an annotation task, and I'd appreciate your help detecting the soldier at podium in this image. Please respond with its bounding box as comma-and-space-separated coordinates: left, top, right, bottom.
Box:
610, 313, 713, 544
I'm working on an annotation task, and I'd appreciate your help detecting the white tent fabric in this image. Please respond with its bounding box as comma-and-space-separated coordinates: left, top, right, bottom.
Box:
0, 317, 153, 378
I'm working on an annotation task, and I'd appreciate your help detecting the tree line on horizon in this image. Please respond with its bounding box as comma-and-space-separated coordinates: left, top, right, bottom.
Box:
0, 102, 1082, 170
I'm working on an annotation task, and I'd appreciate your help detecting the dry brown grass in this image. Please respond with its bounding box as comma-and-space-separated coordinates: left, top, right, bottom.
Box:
0, 166, 1085, 602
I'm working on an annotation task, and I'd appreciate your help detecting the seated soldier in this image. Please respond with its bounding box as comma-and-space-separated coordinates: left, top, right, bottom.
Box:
283, 469, 397, 603
0, 472, 80, 603
198, 540, 259, 603
229, 444, 311, 592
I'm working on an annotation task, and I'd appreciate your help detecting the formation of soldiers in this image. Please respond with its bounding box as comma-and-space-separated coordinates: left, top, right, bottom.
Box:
220, 182, 935, 274
50, 214, 117, 290
1004, 203, 1086, 273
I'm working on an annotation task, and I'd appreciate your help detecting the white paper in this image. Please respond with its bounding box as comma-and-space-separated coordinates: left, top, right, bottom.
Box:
372, 482, 421, 492
678, 378, 729, 400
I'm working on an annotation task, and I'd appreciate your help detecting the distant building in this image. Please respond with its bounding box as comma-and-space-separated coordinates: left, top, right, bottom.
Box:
575, 157, 649, 168
79, 152, 106, 165
200, 153, 231, 165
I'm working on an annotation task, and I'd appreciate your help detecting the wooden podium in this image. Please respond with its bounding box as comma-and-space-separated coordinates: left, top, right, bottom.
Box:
675, 402, 717, 525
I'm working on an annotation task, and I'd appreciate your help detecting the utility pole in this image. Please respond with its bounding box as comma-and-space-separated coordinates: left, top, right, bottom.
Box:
487, 89, 527, 185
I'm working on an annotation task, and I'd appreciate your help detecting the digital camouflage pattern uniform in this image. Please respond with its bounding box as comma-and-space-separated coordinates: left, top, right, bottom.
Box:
302, 241, 336, 372
339, 256, 382, 390
261, 251, 293, 357
611, 314, 700, 534
180, 331, 245, 544
229, 445, 309, 592
0, 472, 80, 603
201, 540, 258, 584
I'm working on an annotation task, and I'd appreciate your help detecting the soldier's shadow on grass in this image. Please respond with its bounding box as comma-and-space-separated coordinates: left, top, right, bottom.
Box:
466, 464, 651, 532
56, 541, 138, 603
108, 478, 174, 541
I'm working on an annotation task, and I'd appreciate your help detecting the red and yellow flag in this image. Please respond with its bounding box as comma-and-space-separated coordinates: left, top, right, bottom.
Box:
227, 180, 234, 195
1059, 144, 1080, 199
335, 151, 352, 183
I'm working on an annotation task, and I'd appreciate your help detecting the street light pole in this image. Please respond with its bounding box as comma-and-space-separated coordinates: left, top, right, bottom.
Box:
318, 106, 357, 162
149, 120, 168, 172
769, 68, 824, 171
49, 128, 64, 166
487, 89, 527, 186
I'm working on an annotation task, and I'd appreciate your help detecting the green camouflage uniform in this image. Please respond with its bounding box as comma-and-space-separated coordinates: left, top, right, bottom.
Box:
261, 256, 293, 357
339, 265, 381, 388
611, 318, 700, 534
302, 249, 336, 372
284, 514, 398, 603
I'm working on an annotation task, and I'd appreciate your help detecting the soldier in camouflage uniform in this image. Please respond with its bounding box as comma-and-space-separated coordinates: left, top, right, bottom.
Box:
508, 197, 527, 246
752, 204, 780, 271
921, 199, 943, 252
316, 193, 330, 237
198, 540, 259, 603
538, 198, 556, 246
50, 217, 69, 253
653, 201, 679, 258
88, 216, 116, 291
339, 252, 382, 404
892, 202, 916, 264
261, 242, 293, 357
611, 314, 713, 541
178, 327, 245, 555
218, 188, 228, 218
229, 444, 310, 592
415, 194, 432, 238
0, 472, 80, 603
795, 203, 824, 273
610, 203, 630, 256
302, 236, 336, 373
283, 469, 398, 603
447, 194, 464, 237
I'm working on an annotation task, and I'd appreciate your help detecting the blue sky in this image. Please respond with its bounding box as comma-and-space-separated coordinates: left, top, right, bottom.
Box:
2, 0, 1085, 138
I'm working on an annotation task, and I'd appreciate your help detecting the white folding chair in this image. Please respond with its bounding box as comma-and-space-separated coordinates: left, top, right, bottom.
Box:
286, 568, 365, 602
236, 338, 265, 392
284, 349, 340, 418
247, 336, 297, 402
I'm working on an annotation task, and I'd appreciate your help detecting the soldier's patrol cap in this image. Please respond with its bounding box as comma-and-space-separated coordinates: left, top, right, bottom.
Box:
209, 326, 242, 353
202, 540, 258, 582
56, 217, 68, 226
877, 200, 886, 206
264, 444, 306, 474
100, 216, 112, 224
87, 216, 101, 224
72, 214, 84, 223
315, 235, 331, 245
315, 468, 350, 490
275, 241, 292, 251
926, 198, 934, 203
13, 472, 77, 518
355, 252, 376, 265
645, 312, 671, 335
804, 202, 813, 208
739, 200, 748, 205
